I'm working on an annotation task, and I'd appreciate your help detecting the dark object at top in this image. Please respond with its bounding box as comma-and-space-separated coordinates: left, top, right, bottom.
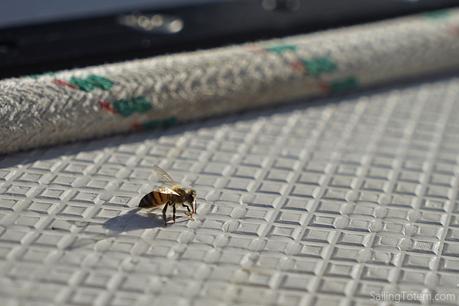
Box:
0, 0, 458, 79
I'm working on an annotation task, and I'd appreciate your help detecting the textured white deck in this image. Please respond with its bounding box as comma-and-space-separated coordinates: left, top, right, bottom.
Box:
1, 77, 459, 306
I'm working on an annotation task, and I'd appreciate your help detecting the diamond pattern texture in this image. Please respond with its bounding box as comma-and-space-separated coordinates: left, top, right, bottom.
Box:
1, 77, 459, 306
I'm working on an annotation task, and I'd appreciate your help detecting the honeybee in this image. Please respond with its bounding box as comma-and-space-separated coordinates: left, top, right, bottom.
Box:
139, 165, 196, 226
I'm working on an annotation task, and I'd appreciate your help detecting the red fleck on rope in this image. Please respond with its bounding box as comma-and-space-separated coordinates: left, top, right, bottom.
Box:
290, 61, 305, 73
52, 79, 77, 89
99, 100, 116, 114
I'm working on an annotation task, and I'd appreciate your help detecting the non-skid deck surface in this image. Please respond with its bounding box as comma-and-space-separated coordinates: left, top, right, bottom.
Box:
1, 76, 459, 306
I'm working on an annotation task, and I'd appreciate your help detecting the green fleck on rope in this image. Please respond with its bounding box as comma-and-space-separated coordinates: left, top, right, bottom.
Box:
112, 96, 152, 117
328, 76, 359, 93
142, 117, 177, 129
69, 74, 114, 92
265, 44, 297, 54
302, 57, 337, 77
424, 10, 450, 20
86, 75, 114, 90
69, 77, 95, 92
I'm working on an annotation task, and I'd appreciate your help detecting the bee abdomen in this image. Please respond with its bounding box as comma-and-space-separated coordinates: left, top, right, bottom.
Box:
139, 191, 168, 208
139, 193, 154, 208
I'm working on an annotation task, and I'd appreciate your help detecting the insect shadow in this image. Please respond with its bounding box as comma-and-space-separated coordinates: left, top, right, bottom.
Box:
64, 207, 190, 250
103, 206, 190, 233
102, 208, 164, 233
62, 208, 162, 250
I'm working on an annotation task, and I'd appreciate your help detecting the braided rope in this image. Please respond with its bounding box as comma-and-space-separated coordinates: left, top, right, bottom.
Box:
1, 9, 459, 154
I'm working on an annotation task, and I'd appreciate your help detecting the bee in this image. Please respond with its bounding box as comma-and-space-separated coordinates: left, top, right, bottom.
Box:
139, 165, 196, 226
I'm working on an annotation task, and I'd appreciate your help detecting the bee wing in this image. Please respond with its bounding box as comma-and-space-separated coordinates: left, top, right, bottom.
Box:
157, 186, 180, 196
153, 165, 181, 187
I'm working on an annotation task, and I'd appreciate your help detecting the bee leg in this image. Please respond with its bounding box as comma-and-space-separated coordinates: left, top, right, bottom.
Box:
162, 203, 168, 226
172, 204, 176, 223
182, 203, 194, 219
